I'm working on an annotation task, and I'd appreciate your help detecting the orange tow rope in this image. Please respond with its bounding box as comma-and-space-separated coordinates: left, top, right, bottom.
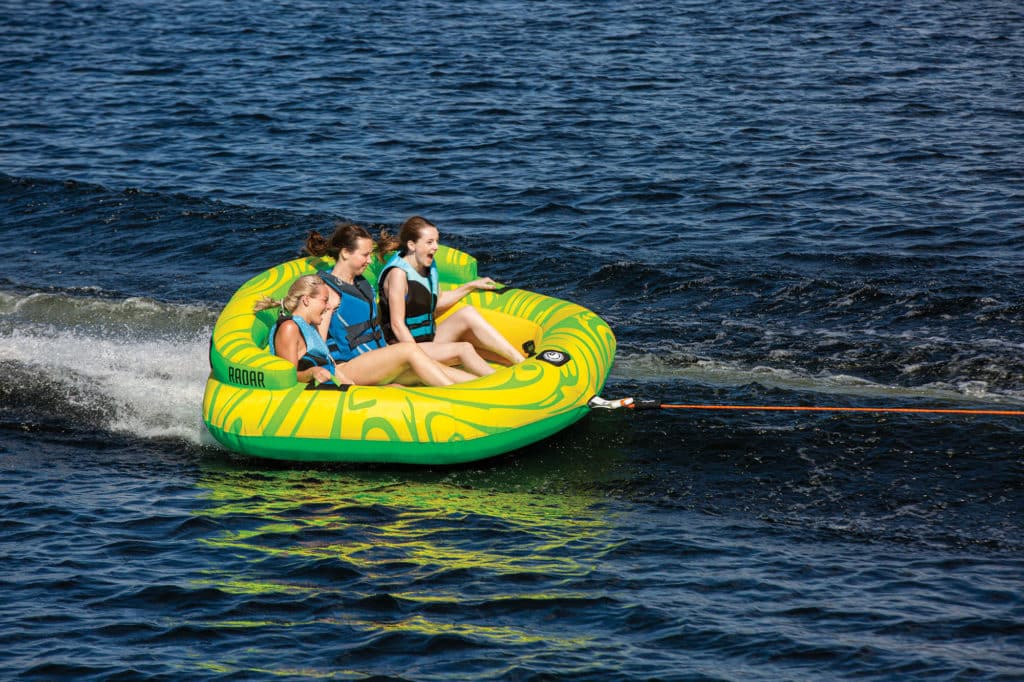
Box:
586, 396, 1024, 417
653, 403, 1024, 416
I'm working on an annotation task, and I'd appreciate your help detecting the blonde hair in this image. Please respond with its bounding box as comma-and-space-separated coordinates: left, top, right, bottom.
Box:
253, 275, 323, 314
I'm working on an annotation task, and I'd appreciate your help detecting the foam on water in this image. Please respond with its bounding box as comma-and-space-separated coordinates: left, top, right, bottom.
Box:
0, 290, 215, 444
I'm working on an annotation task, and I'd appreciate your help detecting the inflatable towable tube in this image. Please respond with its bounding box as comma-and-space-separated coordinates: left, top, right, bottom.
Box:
202, 245, 616, 465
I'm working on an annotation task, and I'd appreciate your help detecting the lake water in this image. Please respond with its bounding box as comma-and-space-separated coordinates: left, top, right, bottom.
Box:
1, 1, 1022, 679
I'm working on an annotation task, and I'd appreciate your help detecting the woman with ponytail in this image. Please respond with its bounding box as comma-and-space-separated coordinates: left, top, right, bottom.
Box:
254, 275, 350, 388
304, 222, 477, 386
376, 216, 526, 373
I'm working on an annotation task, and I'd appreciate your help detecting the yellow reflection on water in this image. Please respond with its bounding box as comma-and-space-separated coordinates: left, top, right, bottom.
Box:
186, 444, 624, 676
197, 468, 614, 587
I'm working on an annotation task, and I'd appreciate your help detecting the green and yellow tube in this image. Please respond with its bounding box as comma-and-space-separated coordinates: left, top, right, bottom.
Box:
202, 246, 616, 464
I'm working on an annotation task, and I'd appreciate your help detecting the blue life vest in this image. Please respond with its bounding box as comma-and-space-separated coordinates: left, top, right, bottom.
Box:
268, 314, 336, 384
378, 253, 439, 343
319, 270, 387, 362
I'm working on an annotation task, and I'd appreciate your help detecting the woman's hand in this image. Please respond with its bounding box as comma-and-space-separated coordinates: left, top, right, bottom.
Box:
438, 276, 500, 314
469, 277, 498, 291
311, 366, 333, 384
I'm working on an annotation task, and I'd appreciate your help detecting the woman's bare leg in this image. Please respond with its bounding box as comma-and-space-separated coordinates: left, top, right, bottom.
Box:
342, 343, 456, 387
442, 365, 479, 383
391, 364, 477, 385
420, 340, 495, 376
435, 306, 526, 364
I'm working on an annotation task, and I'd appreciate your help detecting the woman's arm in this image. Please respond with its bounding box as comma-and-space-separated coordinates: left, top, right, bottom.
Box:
274, 320, 331, 384
383, 268, 417, 343
435, 277, 498, 316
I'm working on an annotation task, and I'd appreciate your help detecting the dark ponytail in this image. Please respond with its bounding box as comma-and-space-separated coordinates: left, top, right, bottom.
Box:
304, 221, 373, 259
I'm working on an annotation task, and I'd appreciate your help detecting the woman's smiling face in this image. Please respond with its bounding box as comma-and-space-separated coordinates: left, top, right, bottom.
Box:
303, 284, 332, 325
407, 226, 439, 272
343, 237, 375, 276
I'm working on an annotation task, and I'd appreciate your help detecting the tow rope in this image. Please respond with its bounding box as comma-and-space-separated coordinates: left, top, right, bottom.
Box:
587, 396, 1024, 417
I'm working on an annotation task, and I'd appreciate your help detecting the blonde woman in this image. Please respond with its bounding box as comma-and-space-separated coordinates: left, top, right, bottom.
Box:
256, 274, 462, 388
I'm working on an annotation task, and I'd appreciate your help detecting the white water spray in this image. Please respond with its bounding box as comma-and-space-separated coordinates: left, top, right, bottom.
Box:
1, 291, 217, 444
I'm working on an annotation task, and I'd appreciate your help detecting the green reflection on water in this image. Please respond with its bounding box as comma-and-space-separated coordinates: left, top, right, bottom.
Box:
197, 468, 615, 587
185, 436, 627, 675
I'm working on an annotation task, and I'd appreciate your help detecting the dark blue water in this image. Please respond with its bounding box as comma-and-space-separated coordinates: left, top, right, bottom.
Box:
2, 1, 1023, 679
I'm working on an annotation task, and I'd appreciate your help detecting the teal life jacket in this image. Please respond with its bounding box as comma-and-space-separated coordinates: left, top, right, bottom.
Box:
319, 270, 387, 362
377, 253, 438, 343
268, 314, 337, 386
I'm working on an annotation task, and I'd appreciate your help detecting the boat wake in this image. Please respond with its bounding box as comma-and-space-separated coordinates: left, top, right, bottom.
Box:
0, 289, 215, 444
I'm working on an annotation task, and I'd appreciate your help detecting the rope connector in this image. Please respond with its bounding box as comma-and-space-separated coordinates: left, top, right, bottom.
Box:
588, 396, 634, 409
587, 396, 663, 410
